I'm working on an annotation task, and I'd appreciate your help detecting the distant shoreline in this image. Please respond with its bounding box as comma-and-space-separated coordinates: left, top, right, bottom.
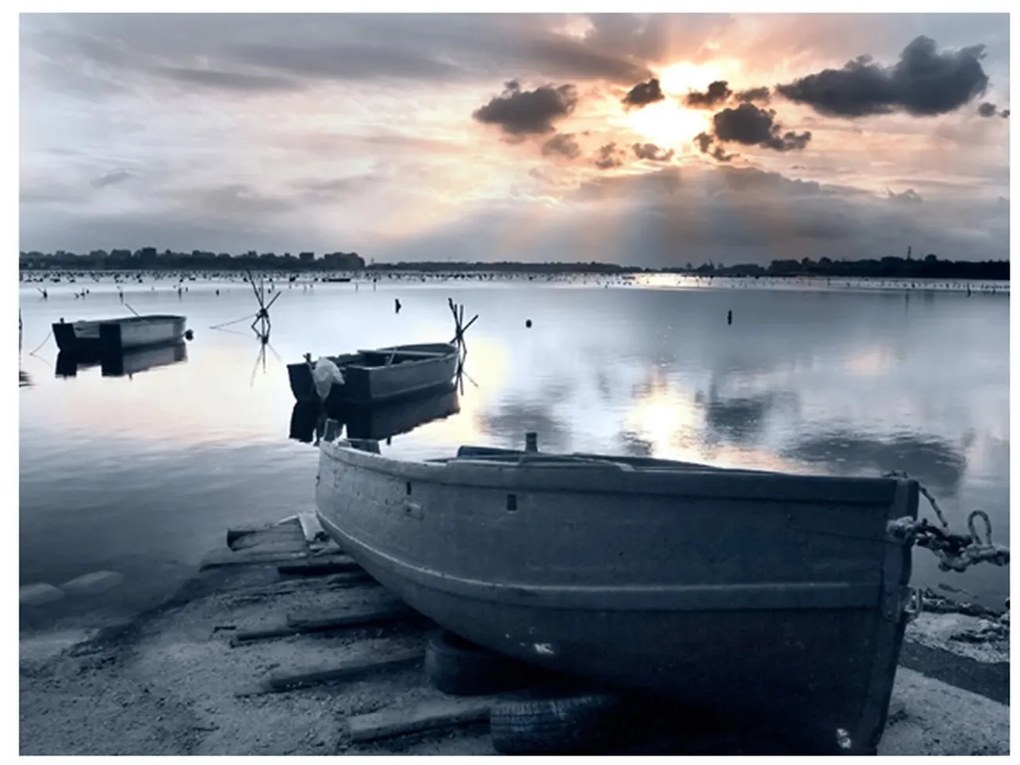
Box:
17, 255, 1011, 281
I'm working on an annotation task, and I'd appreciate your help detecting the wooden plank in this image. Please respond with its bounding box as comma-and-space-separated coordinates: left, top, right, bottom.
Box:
230, 605, 418, 646
277, 558, 362, 576
286, 604, 415, 632
348, 695, 497, 742
223, 571, 375, 600
267, 649, 424, 692
199, 549, 308, 570
229, 529, 306, 552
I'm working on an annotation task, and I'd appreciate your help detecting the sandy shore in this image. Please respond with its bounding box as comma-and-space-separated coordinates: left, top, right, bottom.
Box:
19, 523, 1009, 755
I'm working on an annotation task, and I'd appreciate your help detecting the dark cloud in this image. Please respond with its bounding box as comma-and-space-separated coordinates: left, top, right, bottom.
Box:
622, 78, 664, 109
594, 142, 626, 170
776, 36, 989, 117
90, 170, 133, 189
693, 132, 734, 163
709, 103, 811, 152
541, 133, 581, 159
888, 188, 923, 204
632, 143, 674, 162
473, 80, 578, 137
685, 80, 732, 108
735, 86, 770, 103
153, 66, 300, 92
978, 102, 1010, 118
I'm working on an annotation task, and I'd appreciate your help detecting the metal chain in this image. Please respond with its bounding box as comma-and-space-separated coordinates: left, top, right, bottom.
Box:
883, 470, 948, 528
884, 472, 1009, 573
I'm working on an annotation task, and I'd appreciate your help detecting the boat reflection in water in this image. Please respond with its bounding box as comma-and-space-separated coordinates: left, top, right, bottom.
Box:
55, 341, 188, 379
290, 382, 460, 445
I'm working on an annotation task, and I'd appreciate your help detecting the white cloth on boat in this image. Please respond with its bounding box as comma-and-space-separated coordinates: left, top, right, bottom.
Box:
312, 357, 345, 400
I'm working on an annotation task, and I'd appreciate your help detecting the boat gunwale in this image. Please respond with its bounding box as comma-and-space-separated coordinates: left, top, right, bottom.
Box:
69, 315, 186, 326
319, 439, 912, 506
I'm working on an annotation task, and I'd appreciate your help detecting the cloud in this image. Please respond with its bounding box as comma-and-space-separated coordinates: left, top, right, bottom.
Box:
685, 80, 732, 108
694, 132, 734, 162
369, 165, 1008, 268
524, 34, 652, 84
977, 102, 1010, 118
776, 36, 989, 117
710, 103, 812, 152
226, 41, 462, 82
887, 188, 923, 204
622, 78, 664, 109
153, 66, 300, 92
541, 133, 581, 159
90, 170, 133, 189
594, 142, 626, 169
473, 80, 578, 137
632, 143, 674, 162
735, 86, 770, 103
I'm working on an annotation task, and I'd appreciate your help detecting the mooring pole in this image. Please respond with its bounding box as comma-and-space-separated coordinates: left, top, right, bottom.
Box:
525, 432, 538, 452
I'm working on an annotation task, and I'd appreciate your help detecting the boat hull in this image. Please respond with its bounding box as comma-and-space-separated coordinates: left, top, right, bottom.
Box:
315, 443, 918, 754
53, 315, 186, 354
288, 343, 459, 405
55, 341, 188, 378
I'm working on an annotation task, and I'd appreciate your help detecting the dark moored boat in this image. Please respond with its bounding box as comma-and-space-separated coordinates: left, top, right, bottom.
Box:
288, 343, 459, 406
290, 383, 459, 444
53, 315, 187, 354
315, 439, 920, 755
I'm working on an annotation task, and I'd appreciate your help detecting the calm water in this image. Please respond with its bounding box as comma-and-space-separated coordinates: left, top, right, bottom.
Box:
19, 274, 1010, 631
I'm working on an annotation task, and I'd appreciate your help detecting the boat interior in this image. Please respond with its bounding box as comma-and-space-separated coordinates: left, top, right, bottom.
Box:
331, 345, 455, 369
411, 445, 769, 473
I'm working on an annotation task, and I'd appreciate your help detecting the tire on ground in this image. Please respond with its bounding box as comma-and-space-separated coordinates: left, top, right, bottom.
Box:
424, 630, 539, 696
489, 690, 634, 754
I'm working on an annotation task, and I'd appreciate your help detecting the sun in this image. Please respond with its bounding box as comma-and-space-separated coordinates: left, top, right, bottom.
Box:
616, 60, 728, 148
658, 61, 727, 96
623, 100, 711, 148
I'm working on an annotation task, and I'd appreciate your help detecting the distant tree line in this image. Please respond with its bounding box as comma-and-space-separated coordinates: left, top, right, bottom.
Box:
17, 249, 1008, 280
688, 255, 1009, 280
18, 247, 365, 271
366, 260, 634, 274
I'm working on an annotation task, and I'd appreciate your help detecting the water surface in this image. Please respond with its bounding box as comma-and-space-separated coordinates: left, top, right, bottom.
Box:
19, 274, 1009, 630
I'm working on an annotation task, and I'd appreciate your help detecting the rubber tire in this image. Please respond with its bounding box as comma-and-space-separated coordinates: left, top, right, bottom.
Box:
424, 630, 538, 696
489, 689, 634, 755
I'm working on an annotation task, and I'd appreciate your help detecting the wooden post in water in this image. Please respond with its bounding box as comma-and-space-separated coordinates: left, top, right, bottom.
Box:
525, 432, 538, 452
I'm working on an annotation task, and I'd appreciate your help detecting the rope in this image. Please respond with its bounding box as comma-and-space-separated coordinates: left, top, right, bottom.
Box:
210, 312, 257, 330
124, 302, 141, 318
28, 329, 52, 355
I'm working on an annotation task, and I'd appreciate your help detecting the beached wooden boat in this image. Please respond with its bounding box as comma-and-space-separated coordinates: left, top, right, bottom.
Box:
288, 343, 459, 406
315, 439, 920, 754
52, 315, 187, 354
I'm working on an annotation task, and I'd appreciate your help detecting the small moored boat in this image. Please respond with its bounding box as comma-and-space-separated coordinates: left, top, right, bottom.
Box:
288, 343, 459, 406
56, 341, 188, 378
52, 315, 187, 354
315, 437, 921, 754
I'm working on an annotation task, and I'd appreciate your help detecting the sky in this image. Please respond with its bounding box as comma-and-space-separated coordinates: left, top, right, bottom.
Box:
18, 12, 1011, 267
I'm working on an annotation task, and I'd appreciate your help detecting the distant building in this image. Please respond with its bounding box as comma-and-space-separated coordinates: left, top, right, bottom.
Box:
299, 252, 315, 263
323, 251, 365, 269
